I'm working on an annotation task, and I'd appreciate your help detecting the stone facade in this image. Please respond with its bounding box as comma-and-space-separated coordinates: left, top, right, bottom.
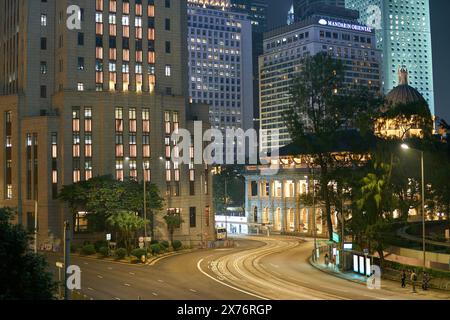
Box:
0, 0, 215, 247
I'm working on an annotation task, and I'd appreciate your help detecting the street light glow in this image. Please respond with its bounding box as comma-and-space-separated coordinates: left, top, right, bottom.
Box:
401, 143, 410, 150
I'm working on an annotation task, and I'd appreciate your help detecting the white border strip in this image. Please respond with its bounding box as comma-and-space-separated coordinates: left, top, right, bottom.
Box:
197, 258, 270, 300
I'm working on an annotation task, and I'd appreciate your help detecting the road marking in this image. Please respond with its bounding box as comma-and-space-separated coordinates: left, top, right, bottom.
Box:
124, 283, 131, 287
114, 297, 121, 300
97, 275, 103, 279
83, 262, 89, 265
107, 267, 113, 270
197, 258, 269, 301
129, 272, 135, 275
152, 292, 158, 296
190, 289, 197, 293
87, 287, 94, 291
269, 263, 279, 268
158, 279, 164, 283
331, 287, 348, 293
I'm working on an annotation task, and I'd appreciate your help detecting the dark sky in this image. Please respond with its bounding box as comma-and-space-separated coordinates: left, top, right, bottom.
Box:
264, 0, 450, 122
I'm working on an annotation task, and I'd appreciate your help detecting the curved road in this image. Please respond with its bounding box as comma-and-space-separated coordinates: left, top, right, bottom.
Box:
46, 236, 448, 300
199, 236, 446, 300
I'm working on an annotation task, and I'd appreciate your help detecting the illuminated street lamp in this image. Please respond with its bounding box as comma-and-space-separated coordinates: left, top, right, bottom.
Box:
401, 143, 426, 271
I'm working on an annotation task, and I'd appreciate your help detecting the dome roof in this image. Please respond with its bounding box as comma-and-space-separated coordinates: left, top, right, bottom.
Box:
386, 67, 427, 106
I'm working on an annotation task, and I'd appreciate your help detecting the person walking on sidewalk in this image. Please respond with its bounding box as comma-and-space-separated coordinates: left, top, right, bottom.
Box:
401, 270, 407, 288
324, 253, 329, 267
410, 270, 418, 293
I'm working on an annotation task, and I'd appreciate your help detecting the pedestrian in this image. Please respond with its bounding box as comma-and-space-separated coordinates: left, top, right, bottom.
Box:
332, 255, 337, 270
401, 270, 406, 288
324, 253, 329, 267
410, 270, 417, 293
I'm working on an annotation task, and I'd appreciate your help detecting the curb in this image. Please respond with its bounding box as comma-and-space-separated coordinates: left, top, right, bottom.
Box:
146, 249, 197, 266
308, 257, 367, 286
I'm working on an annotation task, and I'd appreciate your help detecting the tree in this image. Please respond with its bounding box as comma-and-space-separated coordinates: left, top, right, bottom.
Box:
0, 208, 56, 300
213, 165, 245, 214
59, 176, 164, 235
106, 211, 147, 254
163, 212, 184, 245
284, 52, 382, 240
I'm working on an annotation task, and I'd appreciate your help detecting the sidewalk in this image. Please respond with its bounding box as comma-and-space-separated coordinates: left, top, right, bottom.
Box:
309, 257, 450, 299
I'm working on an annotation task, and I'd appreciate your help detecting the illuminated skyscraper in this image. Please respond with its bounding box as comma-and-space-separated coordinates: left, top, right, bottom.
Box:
345, 0, 435, 115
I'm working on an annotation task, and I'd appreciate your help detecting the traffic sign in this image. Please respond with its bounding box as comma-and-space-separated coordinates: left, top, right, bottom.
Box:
56, 262, 64, 268
106, 233, 112, 241
332, 232, 340, 243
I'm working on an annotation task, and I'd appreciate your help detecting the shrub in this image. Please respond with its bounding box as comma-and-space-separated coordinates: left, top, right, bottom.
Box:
150, 243, 162, 255
150, 240, 159, 245
94, 240, 109, 252
160, 240, 170, 250
81, 244, 96, 256
131, 248, 147, 260
98, 246, 109, 258
115, 248, 127, 260
172, 240, 182, 251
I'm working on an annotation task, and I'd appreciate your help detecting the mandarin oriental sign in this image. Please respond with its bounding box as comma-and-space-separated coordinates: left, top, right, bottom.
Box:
318, 19, 373, 33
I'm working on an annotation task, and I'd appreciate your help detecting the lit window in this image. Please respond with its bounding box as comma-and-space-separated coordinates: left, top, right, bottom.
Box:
77, 83, 84, 91
41, 14, 47, 26
165, 65, 171, 77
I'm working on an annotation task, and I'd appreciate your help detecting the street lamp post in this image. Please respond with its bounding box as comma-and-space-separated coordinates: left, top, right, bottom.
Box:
310, 167, 318, 261
224, 176, 228, 240
401, 144, 426, 271
143, 162, 148, 246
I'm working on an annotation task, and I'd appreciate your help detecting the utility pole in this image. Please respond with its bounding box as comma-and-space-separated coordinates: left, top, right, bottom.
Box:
63, 220, 71, 300
143, 163, 148, 247
224, 176, 228, 240
421, 150, 426, 271
312, 167, 317, 261
34, 200, 38, 253
341, 197, 345, 271
200, 173, 204, 246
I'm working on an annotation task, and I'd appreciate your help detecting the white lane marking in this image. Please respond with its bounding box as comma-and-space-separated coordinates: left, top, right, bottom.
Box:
84, 262, 89, 265
87, 287, 94, 291
331, 287, 348, 293
97, 275, 103, 279
152, 292, 158, 296
158, 279, 164, 283
129, 272, 135, 275
190, 289, 197, 293
114, 297, 121, 300
107, 267, 113, 270
197, 258, 269, 301
124, 283, 131, 287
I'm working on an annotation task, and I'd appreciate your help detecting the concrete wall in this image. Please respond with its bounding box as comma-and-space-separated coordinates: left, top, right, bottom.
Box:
386, 246, 450, 271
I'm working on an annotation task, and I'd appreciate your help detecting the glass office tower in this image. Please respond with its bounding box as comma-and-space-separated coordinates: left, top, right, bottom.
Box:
345, 0, 435, 115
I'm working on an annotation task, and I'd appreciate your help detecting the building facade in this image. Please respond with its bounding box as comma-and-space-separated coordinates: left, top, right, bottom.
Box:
187, 0, 254, 133
230, 0, 268, 131
259, 13, 382, 149
244, 159, 335, 237
0, 0, 215, 247
345, 0, 435, 115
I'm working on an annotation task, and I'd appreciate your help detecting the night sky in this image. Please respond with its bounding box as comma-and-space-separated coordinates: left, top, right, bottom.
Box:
264, 0, 450, 122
